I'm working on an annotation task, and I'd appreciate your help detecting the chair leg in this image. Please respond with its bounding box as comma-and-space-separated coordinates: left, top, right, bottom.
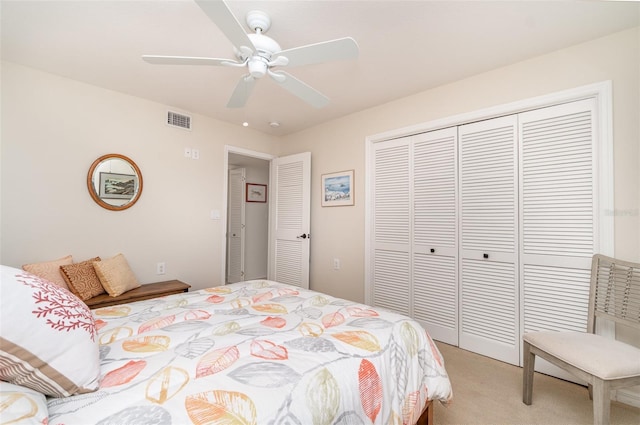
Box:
591, 379, 610, 425
523, 341, 535, 405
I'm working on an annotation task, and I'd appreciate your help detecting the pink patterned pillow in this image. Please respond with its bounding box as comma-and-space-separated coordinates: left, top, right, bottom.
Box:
0, 265, 100, 397
22, 255, 73, 291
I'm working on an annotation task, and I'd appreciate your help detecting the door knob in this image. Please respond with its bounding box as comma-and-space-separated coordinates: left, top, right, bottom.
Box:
297, 233, 309, 239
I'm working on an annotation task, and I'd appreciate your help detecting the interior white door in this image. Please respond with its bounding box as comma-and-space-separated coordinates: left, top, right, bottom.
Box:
227, 168, 246, 283
458, 115, 520, 366
268, 152, 311, 289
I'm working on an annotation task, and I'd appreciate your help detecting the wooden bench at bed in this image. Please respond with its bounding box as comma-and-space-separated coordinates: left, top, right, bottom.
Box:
85, 279, 190, 309
417, 400, 434, 425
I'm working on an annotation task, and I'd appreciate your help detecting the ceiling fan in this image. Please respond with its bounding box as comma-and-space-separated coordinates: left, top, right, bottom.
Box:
142, 0, 359, 109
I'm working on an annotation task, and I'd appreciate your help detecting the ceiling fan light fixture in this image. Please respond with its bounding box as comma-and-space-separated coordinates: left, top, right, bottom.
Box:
248, 57, 268, 78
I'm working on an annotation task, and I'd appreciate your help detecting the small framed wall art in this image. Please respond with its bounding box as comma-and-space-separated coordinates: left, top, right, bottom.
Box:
99, 172, 137, 200
321, 170, 354, 207
246, 183, 267, 203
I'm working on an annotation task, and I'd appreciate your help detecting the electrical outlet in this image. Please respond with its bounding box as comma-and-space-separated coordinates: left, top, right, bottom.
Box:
156, 262, 166, 275
333, 258, 340, 270
191, 149, 200, 160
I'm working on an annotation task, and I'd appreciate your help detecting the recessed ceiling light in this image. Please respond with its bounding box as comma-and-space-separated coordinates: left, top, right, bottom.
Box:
242, 122, 249, 127
269, 121, 280, 128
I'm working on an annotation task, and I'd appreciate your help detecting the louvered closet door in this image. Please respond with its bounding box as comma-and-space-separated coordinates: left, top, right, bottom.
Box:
371, 138, 411, 316
459, 115, 520, 365
519, 99, 596, 380
412, 128, 458, 345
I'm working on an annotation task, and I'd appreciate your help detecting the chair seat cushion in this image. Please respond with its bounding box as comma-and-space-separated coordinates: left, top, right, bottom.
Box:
524, 331, 640, 380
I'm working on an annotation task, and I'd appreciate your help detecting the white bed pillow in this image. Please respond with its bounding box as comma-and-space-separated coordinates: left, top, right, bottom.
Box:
0, 265, 101, 397
0, 381, 49, 424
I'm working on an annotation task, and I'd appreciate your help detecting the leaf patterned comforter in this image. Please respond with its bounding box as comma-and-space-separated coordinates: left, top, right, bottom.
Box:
47, 280, 453, 424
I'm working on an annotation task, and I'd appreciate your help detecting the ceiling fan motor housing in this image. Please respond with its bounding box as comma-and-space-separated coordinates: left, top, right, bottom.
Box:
247, 33, 281, 78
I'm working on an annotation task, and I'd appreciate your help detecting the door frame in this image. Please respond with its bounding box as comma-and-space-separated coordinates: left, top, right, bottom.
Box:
222, 145, 276, 286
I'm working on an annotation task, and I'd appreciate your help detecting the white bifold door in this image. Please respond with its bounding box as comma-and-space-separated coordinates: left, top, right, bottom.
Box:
413, 129, 459, 345
369, 97, 600, 374
371, 128, 459, 345
519, 99, 596, 380
458, 115, 520, 365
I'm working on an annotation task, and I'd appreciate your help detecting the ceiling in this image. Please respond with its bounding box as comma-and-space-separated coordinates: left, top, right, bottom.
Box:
2, 1, 639, 136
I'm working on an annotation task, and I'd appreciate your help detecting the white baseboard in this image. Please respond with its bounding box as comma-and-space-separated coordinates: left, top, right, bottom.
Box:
614, 386, 640, 409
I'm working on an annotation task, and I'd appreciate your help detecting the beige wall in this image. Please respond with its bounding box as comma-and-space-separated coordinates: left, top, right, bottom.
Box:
1, 27, 638, 301
0, 61, 279, 290
279, 27, 640, 303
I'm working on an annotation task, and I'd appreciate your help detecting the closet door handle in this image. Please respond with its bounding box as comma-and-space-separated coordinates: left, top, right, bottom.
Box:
483, 253, 489, 259
297, 233, 309, 239
430, 248, 435, 253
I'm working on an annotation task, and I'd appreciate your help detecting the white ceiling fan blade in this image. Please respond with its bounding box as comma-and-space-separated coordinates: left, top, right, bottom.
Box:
142, 55, 236, 66
227, 75, 256, 108
195, 0, 255, 52
273, 71, 329, 108
276, 37, 359, 68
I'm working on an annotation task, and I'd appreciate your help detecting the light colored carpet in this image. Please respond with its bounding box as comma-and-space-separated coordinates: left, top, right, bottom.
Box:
433, 342, 640, 425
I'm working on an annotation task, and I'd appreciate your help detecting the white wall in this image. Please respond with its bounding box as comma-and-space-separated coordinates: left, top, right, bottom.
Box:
244, 165, 269, 280
279, 27, 640, 303
0, 61, 279, 290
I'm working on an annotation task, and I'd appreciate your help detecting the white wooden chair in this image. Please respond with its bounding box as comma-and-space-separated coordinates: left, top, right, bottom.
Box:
522, 254, 640, 425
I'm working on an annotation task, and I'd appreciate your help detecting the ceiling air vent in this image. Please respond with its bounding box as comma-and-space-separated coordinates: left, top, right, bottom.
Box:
167, 111, 192, 130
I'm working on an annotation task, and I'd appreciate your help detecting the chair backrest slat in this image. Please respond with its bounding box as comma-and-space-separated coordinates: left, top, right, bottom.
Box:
589, 254, 640, 333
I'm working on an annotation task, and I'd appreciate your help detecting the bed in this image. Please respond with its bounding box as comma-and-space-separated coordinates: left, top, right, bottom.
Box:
0, 266, 452, 424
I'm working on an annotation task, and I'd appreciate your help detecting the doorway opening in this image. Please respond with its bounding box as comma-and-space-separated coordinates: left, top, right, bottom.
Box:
223, 147, 273, 285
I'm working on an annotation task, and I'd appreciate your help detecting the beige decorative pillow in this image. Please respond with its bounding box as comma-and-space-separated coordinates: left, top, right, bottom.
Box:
60, 257, 105, 300
22, 255, 73, 291
93, 253, 140, 297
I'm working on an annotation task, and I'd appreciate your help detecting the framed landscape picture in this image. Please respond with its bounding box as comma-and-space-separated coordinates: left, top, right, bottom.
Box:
321, 170, 354, 207
246, 183, 267, 203
99, 172, 137, 200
